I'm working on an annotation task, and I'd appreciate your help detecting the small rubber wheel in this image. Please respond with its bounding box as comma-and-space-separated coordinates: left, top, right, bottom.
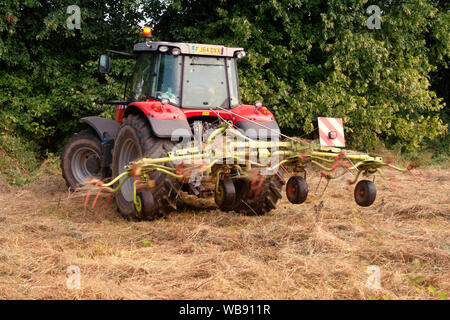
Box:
138, 189, 155, 219
286, 176, 308, 204
354, 180, 376, 207
227, 179, 249, 211
215, 180, 236, 210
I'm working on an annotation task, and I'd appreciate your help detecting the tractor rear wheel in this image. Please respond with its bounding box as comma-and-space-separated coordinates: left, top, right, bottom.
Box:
233, 173, 284, 215
112, 113, 180, 220
61, 128, 104, 189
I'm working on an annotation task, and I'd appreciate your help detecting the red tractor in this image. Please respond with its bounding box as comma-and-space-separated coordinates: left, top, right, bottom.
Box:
61, 29, 284, 219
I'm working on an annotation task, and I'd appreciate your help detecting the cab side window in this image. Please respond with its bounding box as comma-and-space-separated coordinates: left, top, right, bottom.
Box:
129, 53, 153, 101
149, 54, 182, 105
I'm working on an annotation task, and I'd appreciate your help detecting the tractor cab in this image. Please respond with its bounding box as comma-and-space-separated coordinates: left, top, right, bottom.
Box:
128, 41, 244, 109
96, 30, 279, 140
95, 30, 273, 140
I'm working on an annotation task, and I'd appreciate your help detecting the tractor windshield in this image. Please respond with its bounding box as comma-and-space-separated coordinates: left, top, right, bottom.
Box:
182, 56, 239, 108
129, 53, 240, 108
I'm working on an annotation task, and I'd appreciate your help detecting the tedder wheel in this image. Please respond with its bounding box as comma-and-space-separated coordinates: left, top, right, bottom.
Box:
137, 189, 155, 219
354, 180, 376, 207
286, 176, 308, 204
214, 179, 236, 211
112, 113, 180, 220
61, 128, 104, 189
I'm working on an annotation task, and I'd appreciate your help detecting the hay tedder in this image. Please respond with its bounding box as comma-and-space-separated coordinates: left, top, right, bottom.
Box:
61, 27, 416, 220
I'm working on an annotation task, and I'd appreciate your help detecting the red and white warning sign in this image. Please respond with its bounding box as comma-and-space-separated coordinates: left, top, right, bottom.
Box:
318, 117, 345, 147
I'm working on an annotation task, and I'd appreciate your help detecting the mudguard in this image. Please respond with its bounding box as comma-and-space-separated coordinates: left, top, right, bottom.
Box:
234, 120, 280, 140
230, 105, 280, 140
126, 102, 192, 139
81, 116, 120, 140
81, 116, 120, 169
147, 118, 192, 138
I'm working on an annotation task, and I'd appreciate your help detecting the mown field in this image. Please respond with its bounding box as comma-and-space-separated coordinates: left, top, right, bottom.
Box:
0, 159, 448, 299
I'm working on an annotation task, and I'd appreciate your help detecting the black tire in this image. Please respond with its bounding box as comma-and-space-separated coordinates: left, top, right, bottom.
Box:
229, 178, 250, 210
354, 180, 376, 207
138, 189, 155, 219
112, 113, 180, 220
61, 128, 104, 189
234, 173, 284, 215
215, 179, 236, 211
286, 176, 308, 204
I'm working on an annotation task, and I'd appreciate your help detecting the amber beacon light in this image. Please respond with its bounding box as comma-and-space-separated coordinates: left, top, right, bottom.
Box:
142, 26, 152, 38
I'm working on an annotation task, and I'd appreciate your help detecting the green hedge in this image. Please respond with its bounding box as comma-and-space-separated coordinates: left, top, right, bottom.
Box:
0, 0, 448, 155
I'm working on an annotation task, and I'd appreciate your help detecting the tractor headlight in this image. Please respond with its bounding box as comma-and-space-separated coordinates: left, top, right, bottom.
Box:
159, 46, 169, 53
235, 50, 246, 59
171, 47, 181, 56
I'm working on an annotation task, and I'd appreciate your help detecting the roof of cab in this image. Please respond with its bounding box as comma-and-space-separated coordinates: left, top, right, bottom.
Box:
133, 41, 244, 58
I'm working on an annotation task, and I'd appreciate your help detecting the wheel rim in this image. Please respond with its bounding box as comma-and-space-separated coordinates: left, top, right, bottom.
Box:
71, 147, 101, 183
287, 181, 297, 200
118, 138, 140, 202
355, 181, 368, 203
356, 183, 367, 202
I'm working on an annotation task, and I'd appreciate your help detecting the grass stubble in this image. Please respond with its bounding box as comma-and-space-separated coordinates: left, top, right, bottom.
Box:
0, 160, 448, 300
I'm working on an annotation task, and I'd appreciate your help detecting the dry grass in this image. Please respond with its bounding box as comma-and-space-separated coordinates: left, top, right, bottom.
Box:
0, 163, 448, 300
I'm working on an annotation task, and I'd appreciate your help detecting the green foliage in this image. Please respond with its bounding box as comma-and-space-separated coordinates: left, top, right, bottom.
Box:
428, 285, 448, 300
0, 0, 144, 151
152, 0, 449, 151
0, 0, 448, 159
142, 240, 151, 247
0, 130, 41, 185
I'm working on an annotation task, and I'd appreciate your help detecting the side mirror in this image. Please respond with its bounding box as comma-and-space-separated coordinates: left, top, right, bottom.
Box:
98, 54, 111, 73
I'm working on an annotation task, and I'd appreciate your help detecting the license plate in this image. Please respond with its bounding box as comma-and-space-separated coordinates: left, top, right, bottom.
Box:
192, 45, 223, 56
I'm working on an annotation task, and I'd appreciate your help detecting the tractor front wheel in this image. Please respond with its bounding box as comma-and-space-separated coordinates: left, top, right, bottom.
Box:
61, 128, 104, 189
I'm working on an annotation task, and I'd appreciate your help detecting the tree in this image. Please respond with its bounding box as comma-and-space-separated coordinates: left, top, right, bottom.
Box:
0, 0, 148, 151
150, 0, 449, 150
0, 0, 448, 153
